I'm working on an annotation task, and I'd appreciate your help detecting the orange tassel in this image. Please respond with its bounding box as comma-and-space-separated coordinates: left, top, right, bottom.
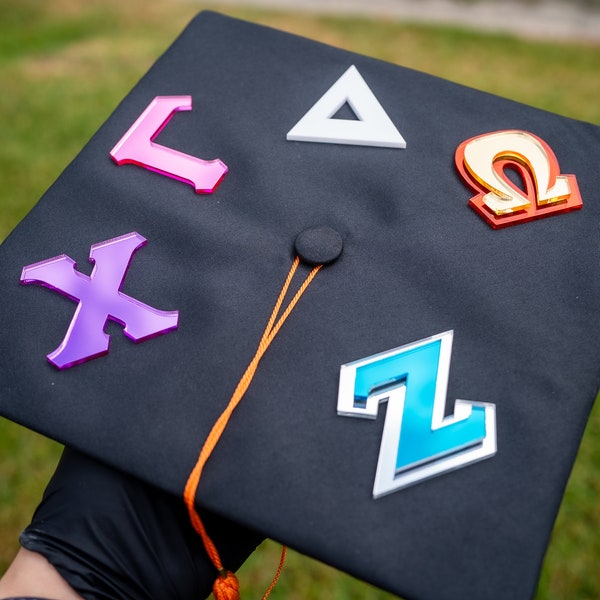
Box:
185, 258, 320, 599
212, 570, 240, 600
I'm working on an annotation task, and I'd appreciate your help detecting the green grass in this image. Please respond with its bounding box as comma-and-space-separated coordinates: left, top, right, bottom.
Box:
0, 1, 599, 598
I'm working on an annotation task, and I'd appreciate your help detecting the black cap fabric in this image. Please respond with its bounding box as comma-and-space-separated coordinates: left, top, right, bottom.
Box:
1, 11, 599, 600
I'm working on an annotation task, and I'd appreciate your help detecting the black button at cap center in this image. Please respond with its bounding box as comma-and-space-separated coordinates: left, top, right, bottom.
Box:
294, 227, 343, 266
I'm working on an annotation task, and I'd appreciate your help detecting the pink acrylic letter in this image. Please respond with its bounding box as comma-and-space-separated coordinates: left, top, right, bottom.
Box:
110, 96, 227, 193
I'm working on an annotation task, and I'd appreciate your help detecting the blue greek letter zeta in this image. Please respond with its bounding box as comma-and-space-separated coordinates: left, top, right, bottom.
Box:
337, 331, 496, 498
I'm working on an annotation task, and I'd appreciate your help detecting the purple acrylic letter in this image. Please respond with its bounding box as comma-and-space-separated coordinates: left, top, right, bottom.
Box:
110, 96, 228, 193
21, 232, 179, 369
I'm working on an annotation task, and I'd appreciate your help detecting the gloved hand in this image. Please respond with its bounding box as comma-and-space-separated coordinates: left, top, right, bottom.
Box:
19, 448, 263, 600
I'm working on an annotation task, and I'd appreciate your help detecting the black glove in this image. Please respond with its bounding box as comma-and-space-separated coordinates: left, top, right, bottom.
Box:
19, 448, 263, 600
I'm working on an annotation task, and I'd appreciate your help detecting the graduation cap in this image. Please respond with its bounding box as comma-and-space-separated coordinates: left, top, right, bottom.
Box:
1, 11, 599, 599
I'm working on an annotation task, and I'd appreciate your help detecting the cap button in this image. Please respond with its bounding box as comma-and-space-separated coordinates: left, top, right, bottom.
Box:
294, 226, 343, 266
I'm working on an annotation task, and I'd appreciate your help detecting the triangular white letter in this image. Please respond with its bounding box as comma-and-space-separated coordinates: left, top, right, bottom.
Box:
287, 65, 406, 149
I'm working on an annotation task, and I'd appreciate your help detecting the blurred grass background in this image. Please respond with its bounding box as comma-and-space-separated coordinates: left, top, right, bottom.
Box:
0, 1, 598, 598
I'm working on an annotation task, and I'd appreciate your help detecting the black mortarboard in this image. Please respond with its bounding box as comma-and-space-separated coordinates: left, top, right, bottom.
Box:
1, 11, 599, 600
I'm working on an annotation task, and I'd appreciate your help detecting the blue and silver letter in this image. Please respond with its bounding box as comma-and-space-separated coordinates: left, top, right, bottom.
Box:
337, 331, 496, 498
